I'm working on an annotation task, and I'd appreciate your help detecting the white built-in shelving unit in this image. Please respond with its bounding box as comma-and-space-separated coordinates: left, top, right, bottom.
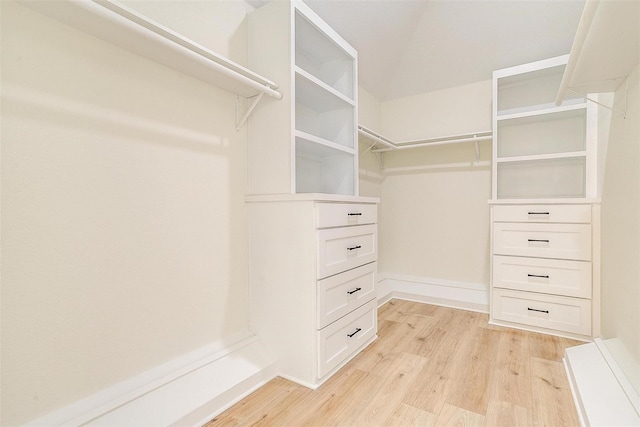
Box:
246, 1, 378, 389
488, 54, 609, 346
23, 0, 282, 130
248, 0, 358, 196
357, 125, 493, 173
358, 125, 492, 154
492, 55, 595, 200
556, 0, 639, 108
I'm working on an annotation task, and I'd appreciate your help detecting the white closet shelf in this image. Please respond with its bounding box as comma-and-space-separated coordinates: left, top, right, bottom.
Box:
295, 67, 355, 105
497, 151, 587, 164
24, 0, 282, 106
358, 125, 492, 153
497, 100, 586, 121
556, 0, 640, 106
295, 130, 355, 156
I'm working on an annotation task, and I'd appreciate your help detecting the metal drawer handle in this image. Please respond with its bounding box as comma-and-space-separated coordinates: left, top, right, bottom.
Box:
527, 239, 550, 243
528, 211, 550, 215
347, 245, 362, 251
347, 327, 362, 338
527, 307, 549, 314
347, 287, 362, 295
528, 274, 550, 279
347, 212, 362, 216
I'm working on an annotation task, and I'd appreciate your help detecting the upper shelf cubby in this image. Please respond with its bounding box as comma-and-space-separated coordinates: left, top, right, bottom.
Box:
295, 72, 355, 149
295, 10, 355, 101
495, 56, 584, 116
496, 107, 587, 158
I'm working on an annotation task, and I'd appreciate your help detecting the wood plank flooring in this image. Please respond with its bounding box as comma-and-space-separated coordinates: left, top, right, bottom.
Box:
205, 299, 582, 426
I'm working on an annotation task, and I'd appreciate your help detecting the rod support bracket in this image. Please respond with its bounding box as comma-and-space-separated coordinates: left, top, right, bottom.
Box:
236, 92, 265, 131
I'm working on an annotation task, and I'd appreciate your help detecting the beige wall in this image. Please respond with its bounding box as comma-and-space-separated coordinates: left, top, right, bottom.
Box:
1, 2, 253, 424
120, 0, 252, 64
377, 80, 492, 285
600, 63, 640, 393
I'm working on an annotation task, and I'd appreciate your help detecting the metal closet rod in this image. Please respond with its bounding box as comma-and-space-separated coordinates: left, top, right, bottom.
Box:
96, 0, 283, 100
358, 125, 492, 153
28, 0, 282, 101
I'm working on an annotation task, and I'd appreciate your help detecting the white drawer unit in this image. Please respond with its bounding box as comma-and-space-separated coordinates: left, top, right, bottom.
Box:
316, 203, 377, 228
489, 202, 599, 340
317, 262, 376, 329
492, 288, 592, 336
493, 255, 591, 298
493, 222, 592, 261
318, 299, 377, 378
317, 224, 377, 279
248, 196, 378, 389
493, 204, 592, 224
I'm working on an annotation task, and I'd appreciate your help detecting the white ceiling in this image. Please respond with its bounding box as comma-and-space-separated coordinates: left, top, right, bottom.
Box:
303, 0, 587, 100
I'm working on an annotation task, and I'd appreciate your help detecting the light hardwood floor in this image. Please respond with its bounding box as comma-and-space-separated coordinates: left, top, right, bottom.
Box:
206, 299, 583, 426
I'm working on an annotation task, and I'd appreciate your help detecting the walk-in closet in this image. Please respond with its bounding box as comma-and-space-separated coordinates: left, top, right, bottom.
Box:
1, 1, 638, 426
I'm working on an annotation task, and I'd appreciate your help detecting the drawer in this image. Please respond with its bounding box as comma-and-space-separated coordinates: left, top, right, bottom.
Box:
317, 262, 376, 329
317, 224, 377, 279
493, 223, 591, 261
493, 256, 591, 298
316, 203, 377, 229
493, 204, 592, 224
318, 299, 377, 378
492, 288, 591, 335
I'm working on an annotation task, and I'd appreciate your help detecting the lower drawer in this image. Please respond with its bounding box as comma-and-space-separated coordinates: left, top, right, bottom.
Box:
492, 288, 591, 335
317, 262, 376, 329
318, 299, 377, 378
493, 255, 591, 298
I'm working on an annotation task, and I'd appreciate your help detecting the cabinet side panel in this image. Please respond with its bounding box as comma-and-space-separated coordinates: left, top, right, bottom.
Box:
248, 2, 294, 194
247, 202, 317, 384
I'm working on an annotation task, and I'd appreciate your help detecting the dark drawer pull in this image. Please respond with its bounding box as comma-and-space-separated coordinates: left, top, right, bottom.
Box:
347, 212, 362, 216
528, 274, 550, 279
347, 287, 362, 295
527, 239, 550, 243
528, 211, 550, 215
347, 327, 362, 338
528, 307, 549, 314
347, 245, 362, 251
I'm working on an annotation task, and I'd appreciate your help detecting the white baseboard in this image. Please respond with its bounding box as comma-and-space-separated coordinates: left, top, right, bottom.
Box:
564, 340, 640, 427
378, 273, 489, 313
26, 330, 278, 427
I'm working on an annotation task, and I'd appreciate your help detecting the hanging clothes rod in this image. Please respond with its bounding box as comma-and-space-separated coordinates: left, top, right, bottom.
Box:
24, 0, 283, 101
359, 125, 492, 153
358, 125, 396, 149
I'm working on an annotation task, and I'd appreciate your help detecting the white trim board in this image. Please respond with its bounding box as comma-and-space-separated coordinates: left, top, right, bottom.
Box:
564, 339, 640, 427
25, 330, 277, 427
377, 273, 489, 313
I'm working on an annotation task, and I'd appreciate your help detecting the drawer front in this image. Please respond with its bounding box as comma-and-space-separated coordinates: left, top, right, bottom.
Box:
317, 262, 376, 329
318, 299, 377, 378
317, 224, 377, 279
492, 288, 591, 335
493, 256, 591, 298
493, 204, 592, 224
493, 223, 591, 261
317, 203, 377, 229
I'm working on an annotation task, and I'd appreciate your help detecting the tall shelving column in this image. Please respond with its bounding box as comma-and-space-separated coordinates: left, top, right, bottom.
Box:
489, 55, 607, 340
248, 0, 358, 196
492, 55, 592, 200
246, 1, 378, 389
